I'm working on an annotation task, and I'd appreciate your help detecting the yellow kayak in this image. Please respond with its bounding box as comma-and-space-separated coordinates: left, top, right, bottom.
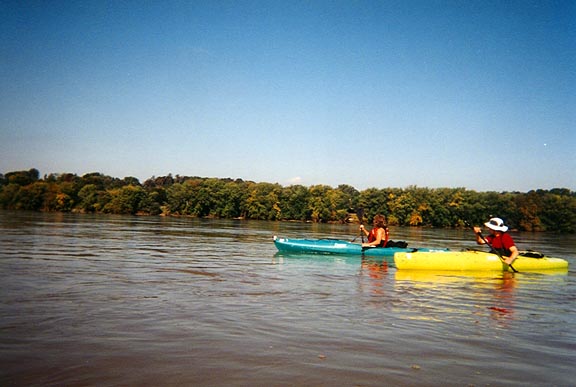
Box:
394, 250, 569, 272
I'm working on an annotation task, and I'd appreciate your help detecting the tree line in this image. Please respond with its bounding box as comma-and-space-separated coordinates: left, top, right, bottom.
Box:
1, 168, 575, 232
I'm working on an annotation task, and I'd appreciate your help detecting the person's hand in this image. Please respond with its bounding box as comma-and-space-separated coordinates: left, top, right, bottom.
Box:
359, 224, 365, 231
473, 226, 481, 234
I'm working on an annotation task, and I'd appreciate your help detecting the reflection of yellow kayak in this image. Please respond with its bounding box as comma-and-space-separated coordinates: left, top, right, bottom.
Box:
395, 270, 509, 282
394, 250, 569, 272
394, 269, 567, 283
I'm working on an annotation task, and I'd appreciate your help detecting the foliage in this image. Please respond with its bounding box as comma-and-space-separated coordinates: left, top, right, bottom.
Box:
1, 169, 575, 232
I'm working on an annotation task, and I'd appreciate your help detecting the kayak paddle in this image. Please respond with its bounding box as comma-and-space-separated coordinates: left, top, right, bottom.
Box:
358, 208, 365, 243
351, 208, 365, 243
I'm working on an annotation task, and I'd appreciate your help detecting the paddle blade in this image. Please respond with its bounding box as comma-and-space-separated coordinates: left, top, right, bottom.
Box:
356, 208, 364, 224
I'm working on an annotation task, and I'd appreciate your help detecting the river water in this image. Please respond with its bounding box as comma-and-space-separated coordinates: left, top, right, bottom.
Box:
1, 211, 575, 386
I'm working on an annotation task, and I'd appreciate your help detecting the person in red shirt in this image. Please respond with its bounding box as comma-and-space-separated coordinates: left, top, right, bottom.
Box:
359, 214, 389, 248
473, 217, 519, 265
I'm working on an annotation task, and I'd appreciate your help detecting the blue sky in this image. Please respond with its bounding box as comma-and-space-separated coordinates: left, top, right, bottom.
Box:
1, 0, 574, 192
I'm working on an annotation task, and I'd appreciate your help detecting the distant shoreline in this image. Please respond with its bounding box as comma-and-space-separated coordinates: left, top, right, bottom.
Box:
1, 169, 574, 233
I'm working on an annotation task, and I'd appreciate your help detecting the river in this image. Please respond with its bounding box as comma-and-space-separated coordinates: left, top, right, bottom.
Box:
1, 211, 575, 386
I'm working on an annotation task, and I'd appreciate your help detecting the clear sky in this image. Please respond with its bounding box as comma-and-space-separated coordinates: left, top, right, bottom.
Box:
1, 0, 574, 192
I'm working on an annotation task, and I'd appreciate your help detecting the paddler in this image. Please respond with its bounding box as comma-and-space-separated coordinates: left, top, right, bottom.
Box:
359, 214, 389, 248
473, 217, 519, 265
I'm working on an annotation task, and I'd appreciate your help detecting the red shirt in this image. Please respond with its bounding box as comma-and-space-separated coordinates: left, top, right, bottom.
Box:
486, 233, 516, 256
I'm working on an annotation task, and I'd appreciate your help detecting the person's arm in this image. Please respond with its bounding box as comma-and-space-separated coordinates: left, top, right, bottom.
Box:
505, 245, 519, 265
502, 234, 519, 264
473, 227, 486, 244
384, 227, 389, 246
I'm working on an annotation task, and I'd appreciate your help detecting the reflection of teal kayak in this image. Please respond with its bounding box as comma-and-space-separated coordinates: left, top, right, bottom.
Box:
273, 236, 437, 256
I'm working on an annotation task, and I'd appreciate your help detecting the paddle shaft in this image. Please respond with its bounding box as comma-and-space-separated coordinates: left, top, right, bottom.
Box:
356, 208, 364, 243
357, 209, 365, 243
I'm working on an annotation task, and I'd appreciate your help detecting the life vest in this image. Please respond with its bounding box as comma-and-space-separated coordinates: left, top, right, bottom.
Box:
368, 227, 389, 247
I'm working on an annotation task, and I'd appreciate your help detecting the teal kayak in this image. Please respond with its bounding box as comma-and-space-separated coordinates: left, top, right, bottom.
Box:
273, 236, 422, 256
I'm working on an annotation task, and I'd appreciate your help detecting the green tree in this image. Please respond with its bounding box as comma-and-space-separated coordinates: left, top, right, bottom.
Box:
139, 189, 165, 216
245, 182, 282, 220
165, 182, 191, 215
16, 182, 48, 211
280, 185, 311, 221
5, 168, 39, 186
307, 185, 337, 222
0, 183, 20, 208
78, 184, 100, 213
217, 180, 249, 219
103, 185, 146, 215
515, 191, 542, 231
191, 178, 225, 217
358, 188, 389, 221
538, 191, 576, 233
388, 188, 418, 226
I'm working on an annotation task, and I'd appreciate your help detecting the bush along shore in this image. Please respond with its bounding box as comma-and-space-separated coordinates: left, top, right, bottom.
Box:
1, 169, 574, 233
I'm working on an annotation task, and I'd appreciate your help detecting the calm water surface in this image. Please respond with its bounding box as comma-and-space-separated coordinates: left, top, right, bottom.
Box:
1, 211, 575, 386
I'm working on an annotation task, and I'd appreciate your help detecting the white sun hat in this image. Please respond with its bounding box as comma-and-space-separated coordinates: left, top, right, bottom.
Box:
485, 217, 509, 232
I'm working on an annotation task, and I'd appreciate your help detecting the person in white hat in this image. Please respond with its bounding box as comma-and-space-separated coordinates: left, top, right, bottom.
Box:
473, 217, 519, 265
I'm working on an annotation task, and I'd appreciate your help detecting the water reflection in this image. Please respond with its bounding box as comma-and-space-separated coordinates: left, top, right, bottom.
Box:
488, 271, 516, 327
394, 269, 569, 331
358, 257, 390, 296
